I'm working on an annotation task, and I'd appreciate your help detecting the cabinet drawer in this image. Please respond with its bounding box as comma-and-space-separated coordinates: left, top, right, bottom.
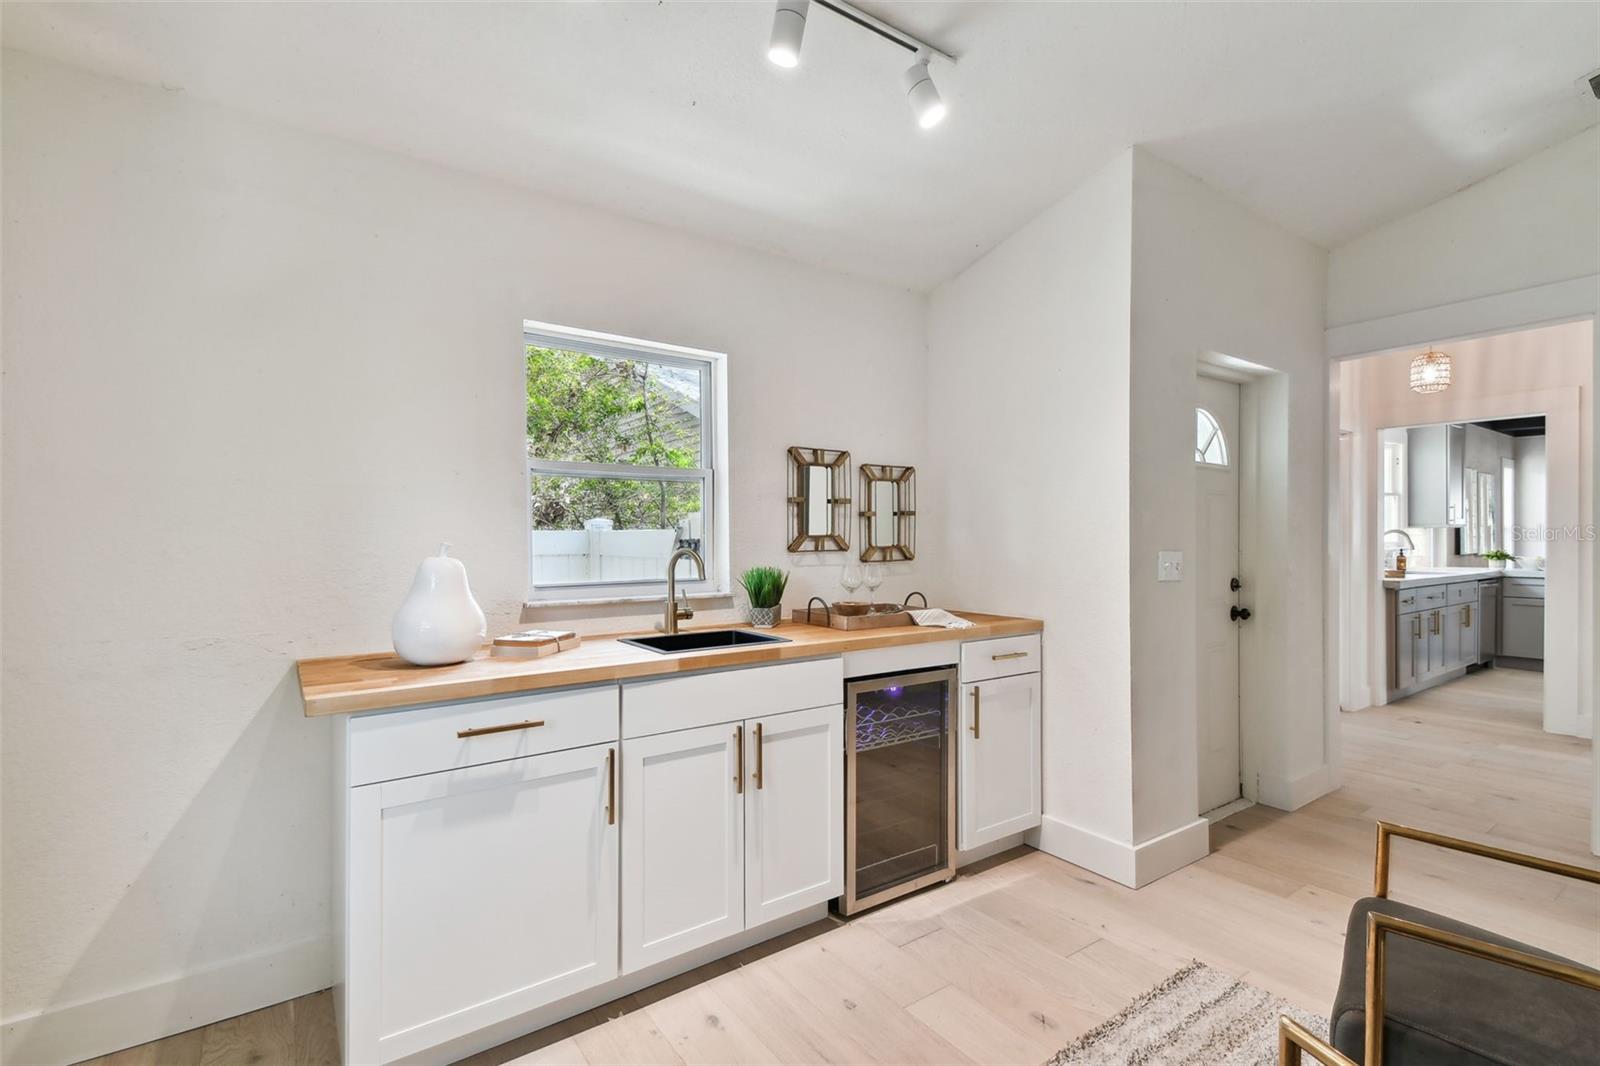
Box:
1395, 589, 1419, 610
1447, 582, 1479, 604
623, 658, 843, 739
1503, 577, 1545, 599
348, 684, 619, 787
960, 634, 1041, 683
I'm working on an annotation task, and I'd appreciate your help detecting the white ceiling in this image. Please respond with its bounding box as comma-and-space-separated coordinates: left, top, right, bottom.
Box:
4, 2, 1596, 290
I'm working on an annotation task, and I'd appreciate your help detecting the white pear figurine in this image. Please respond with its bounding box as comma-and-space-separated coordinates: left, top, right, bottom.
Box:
392, 544, 487, 666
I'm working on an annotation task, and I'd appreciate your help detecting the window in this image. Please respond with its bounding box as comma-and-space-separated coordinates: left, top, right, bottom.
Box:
1195, 408, 1228, 466
1501, 458, 1516, 554
525, 321, 725, 601
1381, 439, 1405, 536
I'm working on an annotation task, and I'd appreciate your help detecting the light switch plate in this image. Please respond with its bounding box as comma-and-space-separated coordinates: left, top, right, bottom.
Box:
1158, 551, 1183, 582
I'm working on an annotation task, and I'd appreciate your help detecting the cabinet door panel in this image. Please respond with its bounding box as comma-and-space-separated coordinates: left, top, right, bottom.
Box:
1501, 600, 1545, 659
1457, 602, 1480, 665
1424, 610, 1445, 679
1395, 612, 1421, 690
958, 673, 1041, 850
621, 723, 744, 973
746, 705, 844, 926
348, 744, 618, 1064
1442, 603, 1462, 668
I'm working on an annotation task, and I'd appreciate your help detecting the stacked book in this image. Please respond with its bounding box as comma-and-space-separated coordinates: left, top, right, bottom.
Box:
489, 629, 582, 659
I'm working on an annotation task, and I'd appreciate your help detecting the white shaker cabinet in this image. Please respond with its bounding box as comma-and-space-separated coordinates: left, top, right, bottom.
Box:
957, 639, 1042, 851
745, 703, 844, 927
620, 722, 746, 973
345, 742, 618, 1064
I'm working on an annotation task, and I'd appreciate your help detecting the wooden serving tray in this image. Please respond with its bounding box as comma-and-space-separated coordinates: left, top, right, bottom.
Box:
791, 604, 912, 630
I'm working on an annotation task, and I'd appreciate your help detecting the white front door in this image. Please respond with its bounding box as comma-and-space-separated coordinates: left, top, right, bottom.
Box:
1196, 376, 1242, 814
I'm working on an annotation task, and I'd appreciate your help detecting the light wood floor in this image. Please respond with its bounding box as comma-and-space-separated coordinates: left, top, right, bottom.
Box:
84, 667, 1596, 1066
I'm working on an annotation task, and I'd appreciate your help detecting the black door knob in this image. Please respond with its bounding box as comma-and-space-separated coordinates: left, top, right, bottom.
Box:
1230, 605, 1252, 622
1230, 577, 1242, 591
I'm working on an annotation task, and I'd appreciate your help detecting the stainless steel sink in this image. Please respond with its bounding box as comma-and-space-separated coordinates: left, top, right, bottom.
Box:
619, 629, 792, 654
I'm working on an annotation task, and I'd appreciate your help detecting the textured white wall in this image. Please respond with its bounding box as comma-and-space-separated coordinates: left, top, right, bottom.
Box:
926, 153, 1136, 852
0, 51, 930, 1059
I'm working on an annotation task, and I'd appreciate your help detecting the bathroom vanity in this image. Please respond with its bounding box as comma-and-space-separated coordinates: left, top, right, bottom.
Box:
297, 613, 1042, 1065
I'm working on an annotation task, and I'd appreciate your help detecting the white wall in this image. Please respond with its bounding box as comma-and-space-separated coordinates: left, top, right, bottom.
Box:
0, 52, 932, 1063
926, 147, 1329, 887
925, 152, 1137, 860
1328, 127, 1600, 329
1336, 321, 1593, 738
1129, 150, 1331, 825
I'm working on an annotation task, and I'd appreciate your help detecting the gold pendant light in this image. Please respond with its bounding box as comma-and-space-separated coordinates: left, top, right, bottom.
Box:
1409, 346, 1452, 394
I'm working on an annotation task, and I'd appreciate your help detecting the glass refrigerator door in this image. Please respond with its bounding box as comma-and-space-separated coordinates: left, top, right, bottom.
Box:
850, 671, 952, 901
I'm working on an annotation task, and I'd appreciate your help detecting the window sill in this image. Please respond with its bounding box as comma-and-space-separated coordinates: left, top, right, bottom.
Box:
521, 589, 734, 624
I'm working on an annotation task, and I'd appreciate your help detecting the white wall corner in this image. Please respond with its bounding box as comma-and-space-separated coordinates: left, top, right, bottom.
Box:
1256, 763, 1336, 813
1, 937, 332, 1066
1131, 818, 1211, 887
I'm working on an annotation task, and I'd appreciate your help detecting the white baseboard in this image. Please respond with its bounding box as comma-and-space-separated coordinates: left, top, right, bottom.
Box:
1257, 763, 1336, 812
1, 937, 332, 1066
1034, 815, 1210, 888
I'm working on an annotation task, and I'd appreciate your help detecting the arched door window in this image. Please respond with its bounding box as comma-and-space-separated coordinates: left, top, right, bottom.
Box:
1195, 408, 1228, 467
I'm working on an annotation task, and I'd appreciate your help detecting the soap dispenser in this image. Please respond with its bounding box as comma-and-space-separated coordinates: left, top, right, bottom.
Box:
392, 544, 487, 666
1395, 548, 1407, 576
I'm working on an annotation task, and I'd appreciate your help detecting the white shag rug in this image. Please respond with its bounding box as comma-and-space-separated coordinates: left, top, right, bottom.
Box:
1044, 960, 1328, 1066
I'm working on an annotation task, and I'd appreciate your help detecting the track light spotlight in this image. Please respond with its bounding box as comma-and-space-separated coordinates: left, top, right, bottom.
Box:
902, 57, 946, 129
768, 1, 809, 69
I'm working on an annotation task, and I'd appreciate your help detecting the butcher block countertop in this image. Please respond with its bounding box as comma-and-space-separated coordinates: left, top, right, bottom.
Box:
297, 612, 1043, 717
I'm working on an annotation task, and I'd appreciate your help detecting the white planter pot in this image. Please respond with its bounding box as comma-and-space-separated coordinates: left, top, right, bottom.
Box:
392, 545, 487, 665
747, 604, 781, 629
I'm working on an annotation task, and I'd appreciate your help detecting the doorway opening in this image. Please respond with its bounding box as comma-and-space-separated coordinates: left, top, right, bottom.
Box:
1334, 320, 1592, 738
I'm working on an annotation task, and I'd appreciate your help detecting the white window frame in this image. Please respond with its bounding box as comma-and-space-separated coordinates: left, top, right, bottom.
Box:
523, 320, 730, 605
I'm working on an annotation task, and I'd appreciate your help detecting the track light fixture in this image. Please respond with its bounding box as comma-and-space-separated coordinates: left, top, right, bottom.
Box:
768, 0, 808, 69
902, 56, 946, 129
765, 0, 955, 129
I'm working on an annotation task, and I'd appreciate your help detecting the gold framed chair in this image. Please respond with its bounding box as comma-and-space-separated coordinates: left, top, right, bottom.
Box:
1279, 821, 1600, 1066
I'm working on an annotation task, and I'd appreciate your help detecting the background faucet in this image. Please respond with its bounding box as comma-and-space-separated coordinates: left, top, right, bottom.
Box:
1383, 529, 1416, 551
661, 547, 706, 634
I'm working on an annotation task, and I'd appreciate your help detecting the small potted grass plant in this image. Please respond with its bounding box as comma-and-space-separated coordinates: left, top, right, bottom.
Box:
739, 566, 789, 628
1482, 549, 1515, 570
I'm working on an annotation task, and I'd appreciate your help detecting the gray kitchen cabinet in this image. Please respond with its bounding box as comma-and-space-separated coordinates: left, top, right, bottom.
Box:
1500, 596, 1545, 660
1395, 609, 1423, 690
1407, 423, 1467, 527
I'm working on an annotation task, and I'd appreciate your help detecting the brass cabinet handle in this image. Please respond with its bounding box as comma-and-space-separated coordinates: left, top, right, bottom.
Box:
971, 686, 981, 740
1430, 611, 1441, 635
1412, 617, 1422, 640
605, 747, 616, 826
991, 651, 1029, 662
734, 725, 744, 794
754, 722, 764, 790
1464, 604, 1472, 629
457, 719, 545, 739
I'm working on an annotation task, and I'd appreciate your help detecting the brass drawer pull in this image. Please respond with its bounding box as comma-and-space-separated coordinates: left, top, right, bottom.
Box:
971, 686, 981, 740
991, 651, 1029, 661
605, 747, 616, 825
734, 725, 744, 794
1463, 604, 1472, 629
457, 719, 545, 739
754, 722, 764, 790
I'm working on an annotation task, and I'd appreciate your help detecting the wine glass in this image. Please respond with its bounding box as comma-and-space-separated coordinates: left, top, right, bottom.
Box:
863, 563, 884, 608
841, 564, 863, 602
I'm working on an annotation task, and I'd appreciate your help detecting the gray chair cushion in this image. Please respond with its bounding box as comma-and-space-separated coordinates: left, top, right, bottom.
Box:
1331, 897, 1599, 1065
